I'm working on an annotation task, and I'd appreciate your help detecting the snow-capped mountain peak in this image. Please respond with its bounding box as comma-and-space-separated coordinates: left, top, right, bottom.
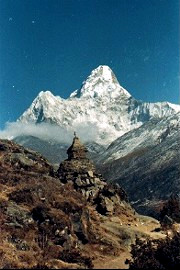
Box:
38, 90, 55, 99
35, 90, 62, 104
87, 65, 114, 80
18, 90, 63, 124
32, 90, 60, 111
18, 66, 180, 145
70, 65, 131, 99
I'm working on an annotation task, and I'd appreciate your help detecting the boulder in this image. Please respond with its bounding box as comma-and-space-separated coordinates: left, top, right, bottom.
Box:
87, 171, 94, 177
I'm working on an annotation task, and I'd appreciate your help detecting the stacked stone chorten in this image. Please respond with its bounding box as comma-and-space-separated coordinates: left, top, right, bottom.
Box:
57, 134, 129, 215
67, 132, 88, 160
57, 133, 106, 200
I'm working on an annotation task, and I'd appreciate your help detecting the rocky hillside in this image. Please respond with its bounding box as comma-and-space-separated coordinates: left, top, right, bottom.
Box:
0, 138, 165, 269
96, 113, 180, 217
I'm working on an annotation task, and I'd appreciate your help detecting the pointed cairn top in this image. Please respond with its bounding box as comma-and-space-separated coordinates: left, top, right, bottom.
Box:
67, 133, 88, 160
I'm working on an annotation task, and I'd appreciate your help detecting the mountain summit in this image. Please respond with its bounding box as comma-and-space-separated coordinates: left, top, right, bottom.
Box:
18, 65, 180, 144
70, 65, 131, 99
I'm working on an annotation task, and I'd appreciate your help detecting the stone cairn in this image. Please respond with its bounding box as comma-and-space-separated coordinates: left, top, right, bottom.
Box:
57, 133, 128, 215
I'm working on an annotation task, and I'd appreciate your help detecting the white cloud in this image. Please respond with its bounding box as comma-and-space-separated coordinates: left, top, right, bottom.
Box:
0, 121, 98, 144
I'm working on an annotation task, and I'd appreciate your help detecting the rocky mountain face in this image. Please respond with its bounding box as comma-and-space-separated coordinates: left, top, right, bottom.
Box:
96, 112, 180, 217
18, 65, 180, 145
0, 138, 164, 269
13, 135, 69, 165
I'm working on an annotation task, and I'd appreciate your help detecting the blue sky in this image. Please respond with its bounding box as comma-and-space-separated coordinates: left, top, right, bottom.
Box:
0, 0, 179, 128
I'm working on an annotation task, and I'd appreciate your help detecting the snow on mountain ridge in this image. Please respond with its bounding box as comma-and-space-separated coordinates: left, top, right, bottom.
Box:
18, 65, 180, 145
96, 112, 180, 164
70, 65, 131, 99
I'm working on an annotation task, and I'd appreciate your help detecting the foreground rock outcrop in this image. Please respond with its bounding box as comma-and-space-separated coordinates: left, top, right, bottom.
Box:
0, 138, 165, 269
